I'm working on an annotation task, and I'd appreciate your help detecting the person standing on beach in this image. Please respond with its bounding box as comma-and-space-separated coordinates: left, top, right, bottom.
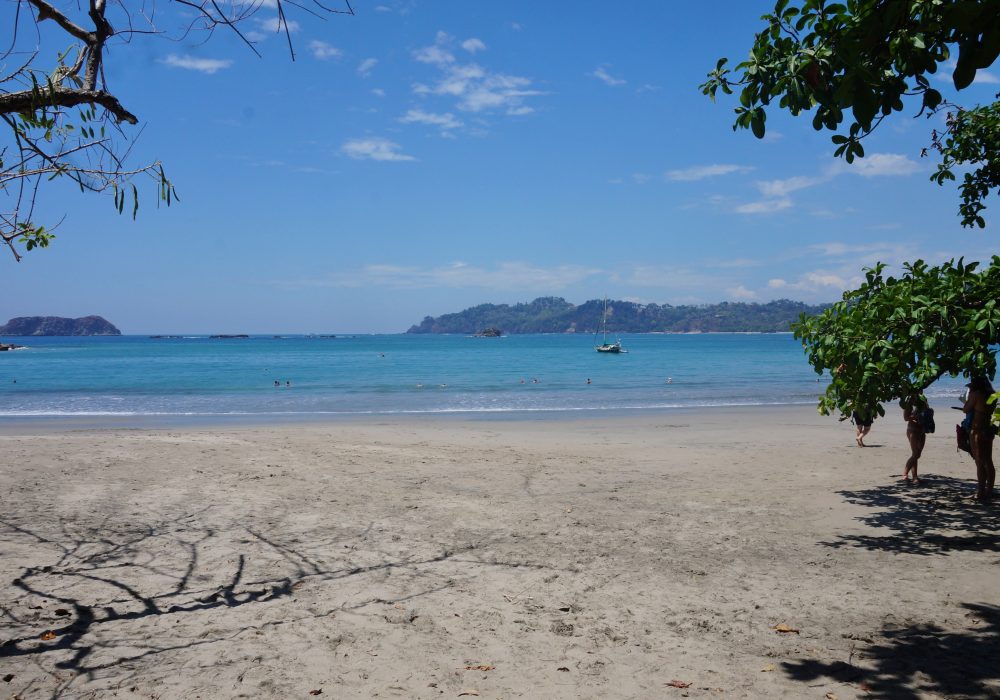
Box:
963, 377, 996, 502
901, 396, 927, 485
852, 409, 874, 447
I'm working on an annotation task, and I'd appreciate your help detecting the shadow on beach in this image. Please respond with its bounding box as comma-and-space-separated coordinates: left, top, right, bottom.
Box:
820, 475, 1000, 555
0, 509, 543, 698
782, 602, 1000, 699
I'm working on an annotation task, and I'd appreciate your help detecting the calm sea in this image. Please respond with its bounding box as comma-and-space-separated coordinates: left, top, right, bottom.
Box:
0, 333, 969, 422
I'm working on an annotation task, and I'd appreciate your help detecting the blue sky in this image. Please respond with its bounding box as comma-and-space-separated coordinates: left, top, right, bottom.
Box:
3, 0, 998, 333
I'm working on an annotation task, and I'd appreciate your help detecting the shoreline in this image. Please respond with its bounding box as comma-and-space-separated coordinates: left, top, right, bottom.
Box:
0, 401, 825, 434
0, 394, 961, 434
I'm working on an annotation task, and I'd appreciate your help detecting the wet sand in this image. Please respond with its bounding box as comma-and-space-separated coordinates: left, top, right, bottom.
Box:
1, 405, 997, 699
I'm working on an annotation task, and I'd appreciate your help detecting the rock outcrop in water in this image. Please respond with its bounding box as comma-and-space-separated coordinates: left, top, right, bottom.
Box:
0, 316, 121, 336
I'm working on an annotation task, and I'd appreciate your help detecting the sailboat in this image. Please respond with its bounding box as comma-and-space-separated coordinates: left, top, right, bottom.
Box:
595, 298, 627, 353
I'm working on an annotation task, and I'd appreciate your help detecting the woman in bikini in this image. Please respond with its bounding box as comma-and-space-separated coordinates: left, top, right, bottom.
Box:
963, 377, 996, 502
901, 396, 927, 485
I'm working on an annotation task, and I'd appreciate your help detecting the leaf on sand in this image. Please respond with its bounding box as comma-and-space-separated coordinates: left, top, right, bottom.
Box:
308, 690, 323, 696
40, 631, 57, 641
825, 693, 838, 700
761, 664, 776, 672
666, 680, 692, 688
464, 665, 495, 672
773, 623, 799, 634
556, 667, 569, 672
3, 674, 14, 682
458, 691, 479, 697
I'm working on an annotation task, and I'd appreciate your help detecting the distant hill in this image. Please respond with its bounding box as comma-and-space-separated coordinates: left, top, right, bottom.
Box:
407, 297, 830, 334
0, 316, 121, 336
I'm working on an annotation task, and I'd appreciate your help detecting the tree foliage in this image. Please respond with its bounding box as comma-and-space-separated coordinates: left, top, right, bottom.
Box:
408, 297, 830, 334
793, 258, 1000, 419
701, 0, 1000, 227
1, 0, 353, 261
706, 0, 1000, 424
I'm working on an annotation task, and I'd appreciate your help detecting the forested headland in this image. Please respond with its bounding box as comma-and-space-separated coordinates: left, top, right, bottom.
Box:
407, 297, 830, 334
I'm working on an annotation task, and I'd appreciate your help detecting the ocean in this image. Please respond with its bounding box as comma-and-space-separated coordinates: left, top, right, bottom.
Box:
0, 333, 970, 422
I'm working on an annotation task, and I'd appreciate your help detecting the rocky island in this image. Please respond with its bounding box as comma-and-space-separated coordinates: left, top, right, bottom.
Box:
0, 316, 121, 336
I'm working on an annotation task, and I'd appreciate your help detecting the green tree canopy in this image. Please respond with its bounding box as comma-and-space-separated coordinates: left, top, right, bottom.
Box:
701, 0, 1000, 227
704, 0, 1000, 424
793, 257, 1000, 420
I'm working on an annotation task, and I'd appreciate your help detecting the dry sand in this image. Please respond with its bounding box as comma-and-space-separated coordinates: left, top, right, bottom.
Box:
0, 405, 998, 699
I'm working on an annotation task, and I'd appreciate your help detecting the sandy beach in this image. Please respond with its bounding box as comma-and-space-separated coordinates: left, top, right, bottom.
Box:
1, 405, 997, 699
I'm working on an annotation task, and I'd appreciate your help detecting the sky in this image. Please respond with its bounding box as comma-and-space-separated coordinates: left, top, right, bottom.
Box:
3, 0, 998, 334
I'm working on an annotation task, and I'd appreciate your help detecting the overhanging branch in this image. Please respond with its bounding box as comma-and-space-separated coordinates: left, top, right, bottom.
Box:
0, 87, 137, 124
25, 0, 96, 44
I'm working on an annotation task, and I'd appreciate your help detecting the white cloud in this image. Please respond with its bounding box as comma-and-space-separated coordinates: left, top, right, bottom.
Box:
712, 258, 760, 269
298, 262, 601, 291
756, 175, 822, 198
805, 241, 913, 268
371, 88, 386, 97
507, 106, 534, 116
735, 198, 792, 214
308, 40, 341, 60
259, 16, 300, 33
592, 66, 625, 86
358, 58, 378, 76
827, 153, 920, 178
462, 38, 487, 53
734, 153, 919, 215
411, 32, 543, 116
160, 54, 233, 74
632, 173, 652, 185
730, 285, 757, 299
414, 31, 455, 65
341, 137, 415, 162
935, 60, 1000, 85
798, 271, 849, 289
400, 109, 463, 130
664, 164, 754, 182
741, 270, 857, 301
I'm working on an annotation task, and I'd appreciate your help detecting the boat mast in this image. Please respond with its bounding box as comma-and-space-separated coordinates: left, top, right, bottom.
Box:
602, 297, 608, 344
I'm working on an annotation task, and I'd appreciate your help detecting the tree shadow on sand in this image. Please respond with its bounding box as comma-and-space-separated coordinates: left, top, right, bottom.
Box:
819, 475, 1000, 555
782, 603, 1000, 699
0, 509, 556, 698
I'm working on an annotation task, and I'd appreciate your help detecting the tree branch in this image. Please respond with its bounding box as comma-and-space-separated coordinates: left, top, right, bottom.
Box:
0, 87, 137, 124
25, 0, 96, 44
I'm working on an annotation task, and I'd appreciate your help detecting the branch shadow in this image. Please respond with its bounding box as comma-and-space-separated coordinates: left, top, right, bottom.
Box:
782, 603, 1000, 699
820, 476, 1000, 555
0, 509, 555, 698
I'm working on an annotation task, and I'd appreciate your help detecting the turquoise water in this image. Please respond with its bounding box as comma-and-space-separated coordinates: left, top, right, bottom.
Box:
0, 333, 969, 420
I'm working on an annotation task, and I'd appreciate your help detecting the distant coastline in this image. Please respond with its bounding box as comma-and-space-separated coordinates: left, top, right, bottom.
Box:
408, 297, 829, 335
